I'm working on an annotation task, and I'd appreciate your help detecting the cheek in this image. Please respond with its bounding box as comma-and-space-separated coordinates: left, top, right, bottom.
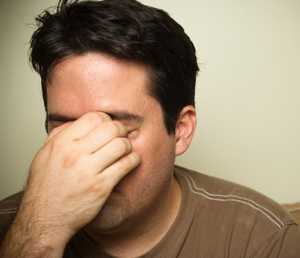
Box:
130, 130, 175, 166
122, 130, 176, 200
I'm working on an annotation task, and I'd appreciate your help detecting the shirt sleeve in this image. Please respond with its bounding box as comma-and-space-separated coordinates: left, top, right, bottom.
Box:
253, 223, 300, 258
0, 193, 22, 246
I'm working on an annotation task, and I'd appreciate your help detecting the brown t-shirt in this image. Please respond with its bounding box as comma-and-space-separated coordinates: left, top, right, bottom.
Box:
1, 166, 300, 257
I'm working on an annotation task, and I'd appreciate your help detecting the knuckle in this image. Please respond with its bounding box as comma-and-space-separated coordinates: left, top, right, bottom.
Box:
50, 126, 61, 136
102, 121, 126, 137
84, 112, 107, 126
119, 155, 134, 169
103, 121, 119, 136
47, 126, 62, 140
62, 148, 81, 169
114, 137, 131, 154
49, 137, 81, 168
49, 135, 64, 151
90, 176, 112, 197
113, 121, 127, 135
105, 121, 126, 136
89, 177, 102, 192
98, 112, 111, 121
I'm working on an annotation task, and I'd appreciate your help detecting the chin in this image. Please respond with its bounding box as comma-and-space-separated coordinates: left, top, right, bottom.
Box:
85, 195, 131, 234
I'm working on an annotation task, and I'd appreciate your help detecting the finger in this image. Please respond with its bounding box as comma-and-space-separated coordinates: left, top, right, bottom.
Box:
78, 120, 128, 154
50, 112, 113, 143
99, 151, 141, 189
45, 121, 73, 143
88, 137, 132, 173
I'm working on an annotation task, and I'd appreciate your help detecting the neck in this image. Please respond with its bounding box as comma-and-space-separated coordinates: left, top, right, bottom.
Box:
85, 176, 182, 257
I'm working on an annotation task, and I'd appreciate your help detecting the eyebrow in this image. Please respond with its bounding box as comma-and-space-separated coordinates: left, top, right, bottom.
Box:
106, 111, 143, 123
47, 111, 143, 124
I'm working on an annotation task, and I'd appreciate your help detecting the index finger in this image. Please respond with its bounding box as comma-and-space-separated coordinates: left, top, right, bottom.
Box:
46, 112, 112, 143
45, 121, 73, 143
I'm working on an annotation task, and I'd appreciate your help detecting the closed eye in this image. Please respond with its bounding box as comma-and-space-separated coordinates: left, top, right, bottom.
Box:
127, 130, 134, 137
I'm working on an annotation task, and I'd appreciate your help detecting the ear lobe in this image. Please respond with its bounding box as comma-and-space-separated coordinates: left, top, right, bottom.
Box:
175, 105, 197, 156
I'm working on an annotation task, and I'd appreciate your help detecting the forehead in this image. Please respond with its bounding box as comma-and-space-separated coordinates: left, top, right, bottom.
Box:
46, 53, 156, 117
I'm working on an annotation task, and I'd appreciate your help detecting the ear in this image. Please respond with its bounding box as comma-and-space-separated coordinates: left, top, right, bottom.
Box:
174, 105, 197, 156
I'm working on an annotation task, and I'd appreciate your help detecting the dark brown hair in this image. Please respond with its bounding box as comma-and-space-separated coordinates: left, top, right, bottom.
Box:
30, 0, 199, 134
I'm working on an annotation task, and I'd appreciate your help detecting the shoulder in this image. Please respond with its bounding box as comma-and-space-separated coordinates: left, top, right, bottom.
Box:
174, 166, 300, 256
0, 192, 23, 245
175, 165, 295, 228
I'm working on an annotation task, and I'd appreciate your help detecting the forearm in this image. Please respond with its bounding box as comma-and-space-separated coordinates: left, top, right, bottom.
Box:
0, 213, 67, 258
0, 112, 141, 258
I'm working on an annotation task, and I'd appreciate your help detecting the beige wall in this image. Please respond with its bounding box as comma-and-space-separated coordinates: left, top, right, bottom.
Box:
1, 0, 300, 204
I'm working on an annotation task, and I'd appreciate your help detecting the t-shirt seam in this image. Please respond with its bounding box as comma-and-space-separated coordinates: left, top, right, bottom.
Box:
287, 207, 300, 213
0, 208, 19, 214
249, 224, 289, 257
178, 169, 284, 229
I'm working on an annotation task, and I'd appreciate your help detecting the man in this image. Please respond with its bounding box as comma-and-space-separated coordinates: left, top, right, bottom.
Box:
0, 0, 299, 257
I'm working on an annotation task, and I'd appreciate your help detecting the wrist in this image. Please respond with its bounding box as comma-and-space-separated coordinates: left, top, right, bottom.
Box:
0, 211, 68, 258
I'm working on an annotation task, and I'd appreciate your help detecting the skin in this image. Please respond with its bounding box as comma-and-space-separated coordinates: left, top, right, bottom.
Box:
0, 52, 196, 258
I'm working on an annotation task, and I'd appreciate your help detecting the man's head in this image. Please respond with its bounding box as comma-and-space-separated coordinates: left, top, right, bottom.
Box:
29, 0, 199, 238
30, 0, 199, 134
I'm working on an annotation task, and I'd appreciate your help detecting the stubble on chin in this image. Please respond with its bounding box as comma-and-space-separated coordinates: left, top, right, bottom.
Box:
84, 195, 132, 236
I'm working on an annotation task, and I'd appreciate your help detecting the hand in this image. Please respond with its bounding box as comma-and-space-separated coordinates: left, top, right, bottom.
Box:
0, 112, 141, 257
